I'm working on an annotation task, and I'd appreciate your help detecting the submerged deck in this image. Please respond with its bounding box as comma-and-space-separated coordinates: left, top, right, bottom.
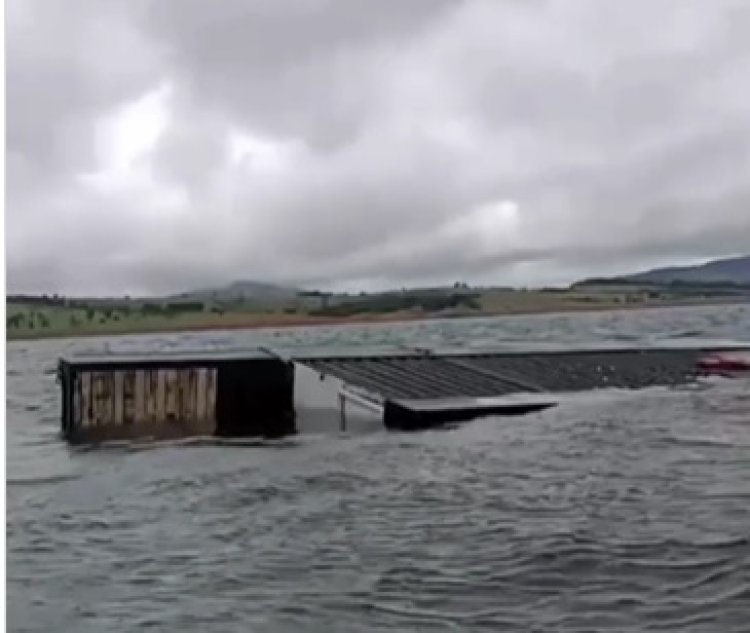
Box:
295, 346, 726, 399
57, 343, 749, 440
293, 344, 749, 430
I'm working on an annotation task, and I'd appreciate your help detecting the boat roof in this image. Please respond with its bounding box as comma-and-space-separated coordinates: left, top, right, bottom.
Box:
57, 341, 750, 371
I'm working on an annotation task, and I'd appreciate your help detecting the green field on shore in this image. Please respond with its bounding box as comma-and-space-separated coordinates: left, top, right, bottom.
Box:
7, 283, 747, 341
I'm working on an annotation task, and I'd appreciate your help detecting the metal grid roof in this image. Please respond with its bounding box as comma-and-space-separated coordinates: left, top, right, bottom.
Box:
299, 347, 721, 400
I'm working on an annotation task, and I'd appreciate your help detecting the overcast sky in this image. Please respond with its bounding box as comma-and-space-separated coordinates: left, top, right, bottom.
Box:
7, 0, 750, 296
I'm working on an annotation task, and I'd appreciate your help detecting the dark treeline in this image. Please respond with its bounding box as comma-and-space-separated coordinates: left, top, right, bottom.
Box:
309, 292, 481, 317
7, 294, 69, 306
142, 301, 206, 315
7, 295, 209, 313
6, 294, 130, 310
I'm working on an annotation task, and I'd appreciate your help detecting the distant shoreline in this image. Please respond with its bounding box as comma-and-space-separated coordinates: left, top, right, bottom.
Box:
6, 297, 747, 343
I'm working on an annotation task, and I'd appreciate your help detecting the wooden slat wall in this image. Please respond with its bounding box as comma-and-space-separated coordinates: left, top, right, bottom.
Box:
73, 373, 83, 428
145, 369, 159, 424
86, 372, 97, 427
164, 369, 178, 420
196, 368, 208, 421
155, 369, 167, 423
74, 366, 219, 430
205, 368, 217, 421
81, 372, 91, 427
93, 372, 111, 427
91, 372, 102, 427
178, 369, 194, 422
123, 371, 136, 425
134, 371, 146, 423
113, 371, 125, 426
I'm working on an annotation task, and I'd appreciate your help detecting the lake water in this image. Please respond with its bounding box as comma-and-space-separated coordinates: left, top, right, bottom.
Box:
6, 304, 750, 632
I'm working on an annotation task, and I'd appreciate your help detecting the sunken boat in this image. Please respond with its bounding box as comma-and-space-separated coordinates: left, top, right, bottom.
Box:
56, 343, 750, 443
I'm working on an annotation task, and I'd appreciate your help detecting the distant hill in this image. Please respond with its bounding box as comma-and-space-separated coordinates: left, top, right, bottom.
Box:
173, 280, 300, 302
625, 255, 750, 285
574, 255, 750, 288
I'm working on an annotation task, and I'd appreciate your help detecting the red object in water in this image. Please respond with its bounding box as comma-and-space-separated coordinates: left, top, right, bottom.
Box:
696, 353, 750, 374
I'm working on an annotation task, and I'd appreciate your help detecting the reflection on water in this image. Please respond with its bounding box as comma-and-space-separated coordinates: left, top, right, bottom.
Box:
6, 304, 750, 632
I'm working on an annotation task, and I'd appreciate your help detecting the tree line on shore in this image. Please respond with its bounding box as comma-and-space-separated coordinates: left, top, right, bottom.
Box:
6, 288, 484, 331
5, 297, 214, 331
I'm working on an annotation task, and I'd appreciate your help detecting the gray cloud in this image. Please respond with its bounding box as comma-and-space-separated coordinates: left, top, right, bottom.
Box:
6, 0, 750, 295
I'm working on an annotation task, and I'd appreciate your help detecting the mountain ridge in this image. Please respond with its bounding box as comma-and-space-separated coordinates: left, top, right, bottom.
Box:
574, 254, 750, 287
172, 280, 300, 301
624, 254, 749, 285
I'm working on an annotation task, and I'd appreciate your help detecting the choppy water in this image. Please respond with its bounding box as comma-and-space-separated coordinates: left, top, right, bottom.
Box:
7, 304, 750, 632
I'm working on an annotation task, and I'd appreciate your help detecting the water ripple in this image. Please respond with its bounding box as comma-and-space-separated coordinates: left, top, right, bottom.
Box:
6, 305, 750, 632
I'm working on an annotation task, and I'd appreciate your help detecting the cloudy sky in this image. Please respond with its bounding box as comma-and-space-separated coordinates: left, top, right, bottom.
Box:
7, 0, 750, 296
